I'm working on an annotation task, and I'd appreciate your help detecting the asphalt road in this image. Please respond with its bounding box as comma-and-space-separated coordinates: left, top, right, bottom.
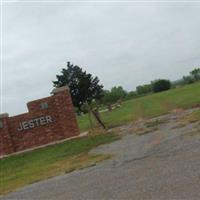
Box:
2, 109, 200, 200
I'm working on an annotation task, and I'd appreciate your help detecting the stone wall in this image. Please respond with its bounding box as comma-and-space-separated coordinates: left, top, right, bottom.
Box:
0, 86, 80, 156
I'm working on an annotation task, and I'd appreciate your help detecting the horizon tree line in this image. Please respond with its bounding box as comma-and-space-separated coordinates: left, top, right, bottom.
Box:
53, 61, 200, 113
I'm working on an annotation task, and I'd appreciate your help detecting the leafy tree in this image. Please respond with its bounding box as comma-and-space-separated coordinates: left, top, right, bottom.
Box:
126, 91, 137, 100
53, 62, 103, 111
182, 75, 195, 84
190, 68, 200, 81
172, 79, 185, 87
136, 84, 152, 95
101, 86, 127, 105
101, 90, 112, 105
152, 79, 171, 93
110, 86, 127, 101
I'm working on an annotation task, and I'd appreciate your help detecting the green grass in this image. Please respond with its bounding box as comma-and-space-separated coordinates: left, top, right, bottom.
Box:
1, 82, 200, 195
78, 82, 200, 131
0, 133, 119, 195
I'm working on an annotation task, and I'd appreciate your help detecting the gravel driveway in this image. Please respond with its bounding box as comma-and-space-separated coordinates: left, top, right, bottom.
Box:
2, 108, 200, 200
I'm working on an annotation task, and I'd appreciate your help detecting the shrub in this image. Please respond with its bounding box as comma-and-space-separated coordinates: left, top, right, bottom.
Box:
152, 79, 171, 93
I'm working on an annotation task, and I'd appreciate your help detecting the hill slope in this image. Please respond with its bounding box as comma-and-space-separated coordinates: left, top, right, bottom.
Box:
78, 82, 200, 130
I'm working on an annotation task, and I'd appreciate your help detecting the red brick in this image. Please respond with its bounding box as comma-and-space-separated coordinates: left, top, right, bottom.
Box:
0, 87, 79, 156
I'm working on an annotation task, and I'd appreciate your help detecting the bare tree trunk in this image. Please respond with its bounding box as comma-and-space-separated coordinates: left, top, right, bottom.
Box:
92, 109, 106, 130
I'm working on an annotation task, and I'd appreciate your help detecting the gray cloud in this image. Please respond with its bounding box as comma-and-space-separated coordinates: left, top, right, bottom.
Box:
2, 2, 200, 115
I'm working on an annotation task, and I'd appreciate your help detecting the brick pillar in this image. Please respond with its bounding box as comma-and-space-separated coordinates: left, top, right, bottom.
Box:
52, 86, 80, 138
0, 114, 15, 156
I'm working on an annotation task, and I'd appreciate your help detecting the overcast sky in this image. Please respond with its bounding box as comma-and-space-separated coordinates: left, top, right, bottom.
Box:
1, 1, 200, 116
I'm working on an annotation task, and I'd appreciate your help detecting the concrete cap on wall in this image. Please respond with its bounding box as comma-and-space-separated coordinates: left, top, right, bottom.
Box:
0, 113, 9, 119
51, 86, 70, 95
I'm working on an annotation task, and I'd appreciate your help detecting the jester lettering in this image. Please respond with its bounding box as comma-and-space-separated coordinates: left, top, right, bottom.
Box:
17, 115, 53, 131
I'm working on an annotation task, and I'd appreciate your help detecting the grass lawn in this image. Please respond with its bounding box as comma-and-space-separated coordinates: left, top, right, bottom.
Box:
0, 133, 119, 196
78, 82, 200, 131
1, 82, 199, 196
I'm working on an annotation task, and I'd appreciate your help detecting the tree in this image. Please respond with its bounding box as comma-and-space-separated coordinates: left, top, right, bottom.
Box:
101, 90, 112, 105
190, 68, 200, 81
136, 84, 152, 95
152, 79, 171, 93
182, 75, 195, 84
110, 86, 127, 102
53, 62, 104, 111
101, 86, 127, 105
126, 91, 137, 100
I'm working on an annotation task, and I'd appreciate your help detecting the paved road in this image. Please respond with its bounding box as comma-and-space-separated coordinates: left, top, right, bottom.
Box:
2, 109, 200, 200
